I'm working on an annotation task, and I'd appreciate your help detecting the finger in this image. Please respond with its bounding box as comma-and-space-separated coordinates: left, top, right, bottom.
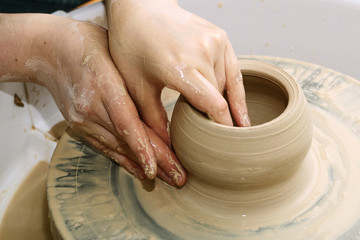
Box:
170, 68, 233, 126
133, 88, 171, 147
98, 121, 182, 186
84, 135, 146, 180
101, 76, 157, 179
145, 126, 187, 187
213, 52, 226, 93
157, 167, 175, 186
86, 124, 177, 186
224, 40, 250, 127
75, 118, 180, 186
198, 29, 227, 93
87, 49, 158, 179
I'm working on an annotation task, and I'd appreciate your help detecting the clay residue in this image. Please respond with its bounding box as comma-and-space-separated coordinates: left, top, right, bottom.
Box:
13, 93, 24, 107
48, 121, 68, 141
68, 84, 95, 125
0, 161, 53, 240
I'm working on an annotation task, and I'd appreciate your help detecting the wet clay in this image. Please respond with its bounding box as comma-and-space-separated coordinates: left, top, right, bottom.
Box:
13, 93, 25, 107
170, 60, 312, 189
0, 161, 53, 240
47, 56, 360, 239
48, 121, 68, 141
244, 74, 288, 125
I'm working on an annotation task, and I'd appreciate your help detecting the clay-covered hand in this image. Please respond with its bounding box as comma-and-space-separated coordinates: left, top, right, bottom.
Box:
0, 14, 186, 186
106, 0, 250, 145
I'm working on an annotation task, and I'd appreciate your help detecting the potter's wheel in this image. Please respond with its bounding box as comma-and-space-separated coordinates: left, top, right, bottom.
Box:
47, 56, 360, 240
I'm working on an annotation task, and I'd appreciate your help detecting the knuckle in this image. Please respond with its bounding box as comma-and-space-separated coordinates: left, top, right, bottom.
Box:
214, 97, 229, 114
215, 28, 227, 41
196, 28, 227, 59
210, 28, 227, 47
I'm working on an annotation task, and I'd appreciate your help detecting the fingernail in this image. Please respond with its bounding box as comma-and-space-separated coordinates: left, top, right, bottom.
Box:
240, 113, 251, 127
170, 169, 183, 186
144, 162, 157, 179
175, 175, 183, 186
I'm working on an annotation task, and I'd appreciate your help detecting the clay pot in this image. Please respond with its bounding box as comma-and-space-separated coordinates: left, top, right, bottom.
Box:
170, 60, 312, 189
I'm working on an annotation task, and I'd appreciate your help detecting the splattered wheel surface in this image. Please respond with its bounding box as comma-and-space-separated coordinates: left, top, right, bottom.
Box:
47, 56, 360, 240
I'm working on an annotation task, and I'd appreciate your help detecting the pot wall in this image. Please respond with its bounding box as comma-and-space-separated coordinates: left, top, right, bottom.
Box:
170, 60, 313, 189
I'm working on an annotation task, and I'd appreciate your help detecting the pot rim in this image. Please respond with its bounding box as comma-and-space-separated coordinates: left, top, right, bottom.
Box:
179, 60, 304, 134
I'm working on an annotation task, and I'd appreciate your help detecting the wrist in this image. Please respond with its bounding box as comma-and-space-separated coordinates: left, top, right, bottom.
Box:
0, 14, 59, 85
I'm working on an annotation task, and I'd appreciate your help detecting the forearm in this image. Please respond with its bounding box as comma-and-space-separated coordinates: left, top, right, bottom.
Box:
0, 14, 57, 84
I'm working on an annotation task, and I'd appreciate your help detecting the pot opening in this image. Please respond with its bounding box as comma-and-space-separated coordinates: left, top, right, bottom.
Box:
237, 74, 289, 126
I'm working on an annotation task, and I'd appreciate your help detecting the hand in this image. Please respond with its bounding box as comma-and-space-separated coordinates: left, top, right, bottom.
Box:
106, 0, 250, 147
0, 14, 186, 186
